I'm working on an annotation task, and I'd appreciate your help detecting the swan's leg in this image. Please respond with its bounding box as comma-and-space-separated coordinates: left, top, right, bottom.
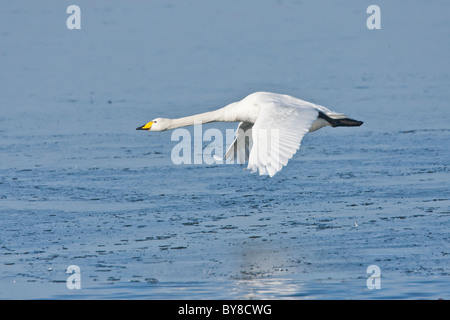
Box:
318, 112, 363, 127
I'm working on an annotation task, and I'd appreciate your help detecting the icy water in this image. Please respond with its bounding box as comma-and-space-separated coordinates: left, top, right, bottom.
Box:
0, 1, 449, 299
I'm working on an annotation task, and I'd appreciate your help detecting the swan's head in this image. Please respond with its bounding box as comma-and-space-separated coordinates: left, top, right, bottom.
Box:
136, 118, 171, 132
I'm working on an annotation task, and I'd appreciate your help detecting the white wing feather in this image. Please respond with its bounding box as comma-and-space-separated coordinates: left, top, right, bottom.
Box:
216, 121, 253, 164
247, 101, 318, 177
217, 92, 327, 177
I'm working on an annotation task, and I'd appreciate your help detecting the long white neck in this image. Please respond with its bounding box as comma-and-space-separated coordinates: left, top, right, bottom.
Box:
167, 103, 240, 130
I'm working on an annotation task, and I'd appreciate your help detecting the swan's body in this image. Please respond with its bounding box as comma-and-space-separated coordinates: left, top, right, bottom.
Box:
137, 92, 363, 177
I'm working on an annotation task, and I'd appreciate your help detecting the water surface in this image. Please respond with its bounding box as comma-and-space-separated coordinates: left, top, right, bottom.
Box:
0, 0, 449, 299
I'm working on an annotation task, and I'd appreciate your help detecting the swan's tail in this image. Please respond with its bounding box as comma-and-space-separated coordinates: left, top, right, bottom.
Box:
318, 112, 363, 127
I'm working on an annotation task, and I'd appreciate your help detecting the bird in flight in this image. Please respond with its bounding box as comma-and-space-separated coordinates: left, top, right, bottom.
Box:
137, 92, 363, 177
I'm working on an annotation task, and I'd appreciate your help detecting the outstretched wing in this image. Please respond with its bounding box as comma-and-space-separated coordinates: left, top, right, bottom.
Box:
216, 121, 253, 164
247, 102, 318, 177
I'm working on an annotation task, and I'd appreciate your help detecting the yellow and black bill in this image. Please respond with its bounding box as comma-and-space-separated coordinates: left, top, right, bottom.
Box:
136, 121, 153, 130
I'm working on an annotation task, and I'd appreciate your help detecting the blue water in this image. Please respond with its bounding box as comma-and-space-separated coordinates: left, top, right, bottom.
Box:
0, 1, 449, 299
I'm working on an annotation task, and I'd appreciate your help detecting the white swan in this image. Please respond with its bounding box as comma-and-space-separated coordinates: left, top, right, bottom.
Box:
137, 91, 363, 177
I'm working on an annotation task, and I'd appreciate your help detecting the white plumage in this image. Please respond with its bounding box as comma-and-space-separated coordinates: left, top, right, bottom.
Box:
137, 92, 363, 177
